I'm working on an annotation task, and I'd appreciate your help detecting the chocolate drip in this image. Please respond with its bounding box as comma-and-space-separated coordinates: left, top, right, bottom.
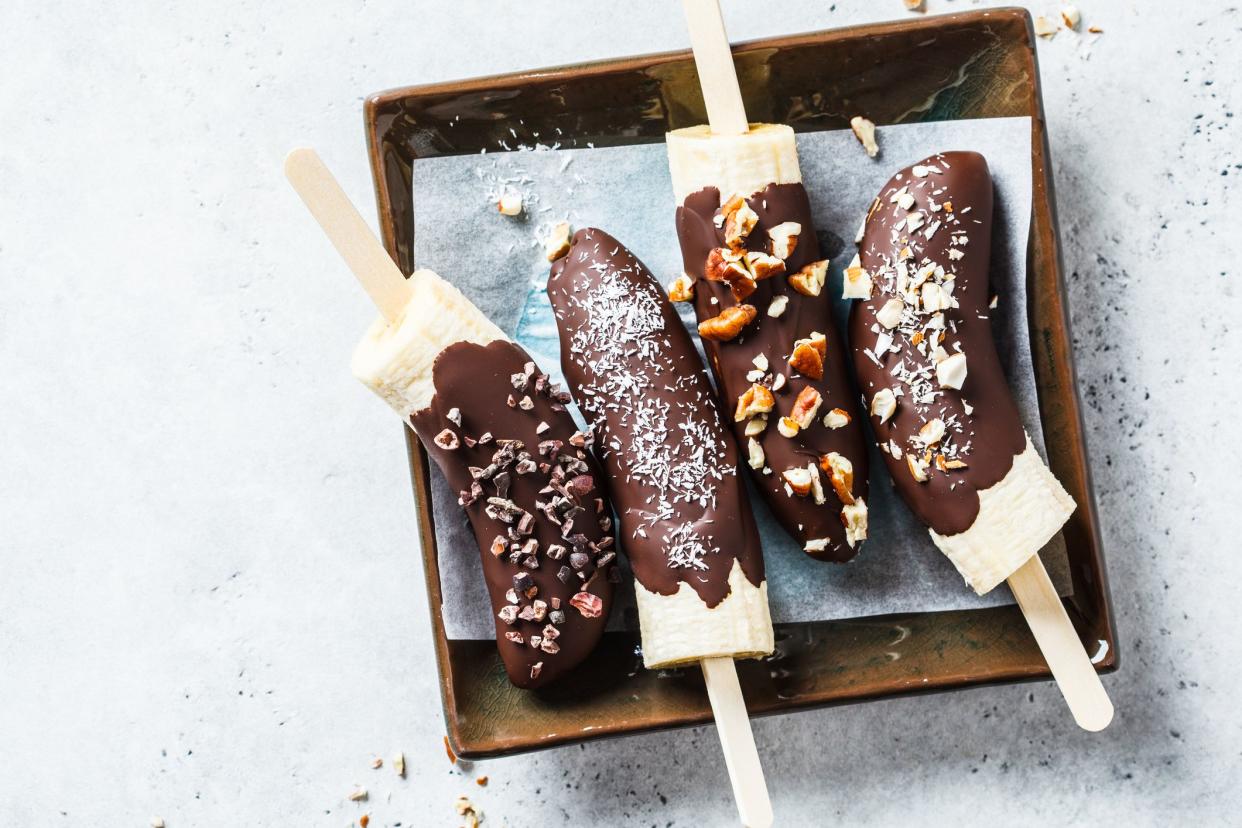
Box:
548, 228, 764, 607
676, 182, 871, 561
849, 151, 1025, 536
410, 340, 614, 689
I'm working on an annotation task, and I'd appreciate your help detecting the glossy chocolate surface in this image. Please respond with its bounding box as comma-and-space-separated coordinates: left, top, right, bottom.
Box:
547, 228, 764, 607
850, 152, 1025, 536
410, 339, 615, 688
677, 182, 871, 561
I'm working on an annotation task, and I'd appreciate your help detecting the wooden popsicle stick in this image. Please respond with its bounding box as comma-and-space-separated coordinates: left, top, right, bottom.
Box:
1007, 554, 1114, 731
284, 148, 412, 321
701, 656, 774, 828
681, 0, 749, 135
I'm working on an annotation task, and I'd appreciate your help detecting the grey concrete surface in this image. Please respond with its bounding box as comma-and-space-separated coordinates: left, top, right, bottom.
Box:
1, 1, 1238, 825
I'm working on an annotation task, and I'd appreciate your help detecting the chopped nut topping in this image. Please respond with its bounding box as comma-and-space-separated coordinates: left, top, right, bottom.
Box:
745, 251, 786, 281
735, 383, 776, 421
668, 273, 695, 302
705, 246, 747, 281
906, 453, 929, 483
782, 466, 813, 496
789, 332, 827, 380
545, 221, 572, 261
433, 429, 459, 450
808, 462, 826, 504
918, 418, 946, 446
842, 499, 868, 547
823, 407, 851, 429
752, 353, 769, 371
842, 254, 872, 299
747, 438, 765, 469
870, 387, 897, 423
945, 458, 969, 470
698, 304, 757, 341
767, 295, 789, 317
771, 373, 787, 392
936, 352, 968, 390
789, 386, 823, 428
768, 221, 802, 260
850, 115, 880, 157
819, 452, 855, 504
777, 416, 800, 438
875, 298, 904, 330
789, 259, 828, 297
805, 538, 829, 554
744, 416, 768, 436
722, 194, 759, 249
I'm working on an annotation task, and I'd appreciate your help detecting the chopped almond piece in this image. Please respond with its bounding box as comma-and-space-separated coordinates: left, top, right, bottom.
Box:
668, 273, 695, 302
842, 499, 868, 547
782, 466, 813, 496
906, 453, 929, 483
734, 383, 776, 421
870, 387, 897, 423
842, 254, 872, 299
819, 452, 855, 504
777, 416, 800, 438
544, 221, 572, 261
850, 115, 880, 157
822, 408, 851, 429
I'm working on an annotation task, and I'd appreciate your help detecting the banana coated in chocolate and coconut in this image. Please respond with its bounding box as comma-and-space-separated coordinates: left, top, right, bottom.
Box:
846, 151, 1075, 594
666, 124, 870, 562
351, 271, 616, 689
548, 229, 774, 669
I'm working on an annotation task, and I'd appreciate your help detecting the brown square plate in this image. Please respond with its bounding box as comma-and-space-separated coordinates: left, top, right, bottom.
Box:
363, 7, 1116, 759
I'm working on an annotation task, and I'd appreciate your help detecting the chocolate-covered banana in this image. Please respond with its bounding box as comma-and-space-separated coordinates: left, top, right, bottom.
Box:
846, 151, 1075, 594
666, 124, 870, 562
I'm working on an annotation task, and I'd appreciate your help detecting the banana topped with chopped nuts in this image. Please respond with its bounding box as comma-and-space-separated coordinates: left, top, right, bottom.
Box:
666, 123, 870, 561
847, 151, 1075, 594
352, 270, 616, 688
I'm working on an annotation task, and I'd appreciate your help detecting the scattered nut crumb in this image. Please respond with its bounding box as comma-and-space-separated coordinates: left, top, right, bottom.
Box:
348, 787, 368, 802
393, 751, 406, 777
151, 819, 165, 828
1034, 15, 1057, 38
850, 116, 880, 158
496, 191, 523, 216
903, 0, 924, 10
1088, 25, 1103, 33
668, 273, 695, 302
370, 757, 383, 770
476, 775, 489, 787
1061, 5, 1081, 29
544, 221, 572, 261
359, 815, 370, 828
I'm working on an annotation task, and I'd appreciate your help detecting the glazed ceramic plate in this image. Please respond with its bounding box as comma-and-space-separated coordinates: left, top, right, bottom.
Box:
363, 7, 1116, 759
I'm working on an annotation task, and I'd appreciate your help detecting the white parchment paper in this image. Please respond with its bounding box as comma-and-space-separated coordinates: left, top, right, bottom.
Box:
412, 116, 1072, 640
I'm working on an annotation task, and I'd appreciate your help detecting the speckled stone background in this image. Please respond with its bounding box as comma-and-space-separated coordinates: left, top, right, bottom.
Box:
1, 1, 1237, 825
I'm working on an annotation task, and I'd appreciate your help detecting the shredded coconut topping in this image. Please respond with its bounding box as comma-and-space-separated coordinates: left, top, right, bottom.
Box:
560, 243, 734, 570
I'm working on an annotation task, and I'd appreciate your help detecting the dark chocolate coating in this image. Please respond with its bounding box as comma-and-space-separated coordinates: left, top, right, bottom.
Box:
677, 183, 870, 561
849, 151, 1025, 536
410, 339, 614, 689
548, 228, 764, 607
